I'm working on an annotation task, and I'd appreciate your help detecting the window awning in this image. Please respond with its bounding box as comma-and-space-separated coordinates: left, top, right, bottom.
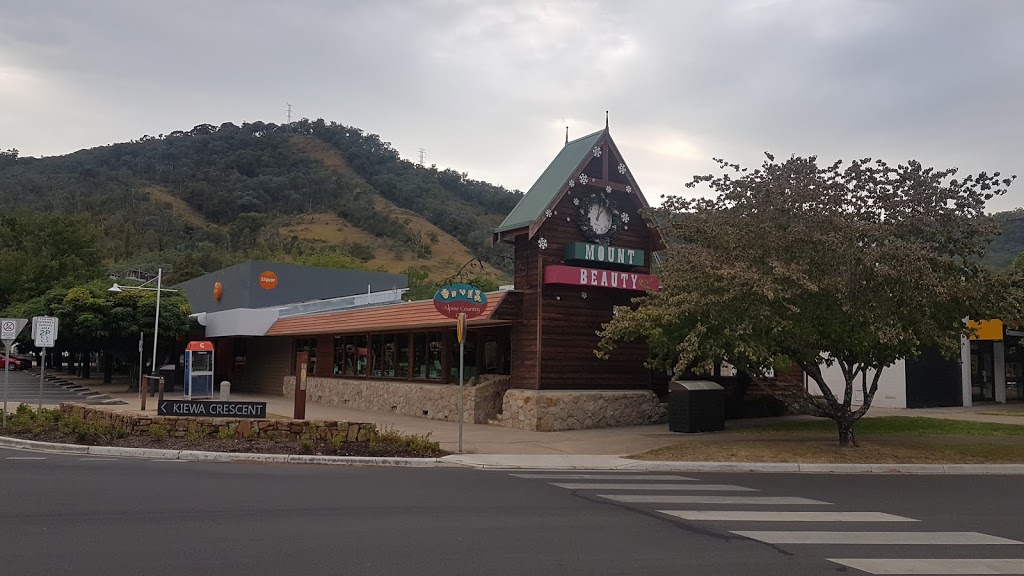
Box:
264, 292, 513, 336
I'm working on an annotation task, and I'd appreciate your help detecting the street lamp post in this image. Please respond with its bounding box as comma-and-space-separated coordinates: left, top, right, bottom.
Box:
109, 268, 177, 409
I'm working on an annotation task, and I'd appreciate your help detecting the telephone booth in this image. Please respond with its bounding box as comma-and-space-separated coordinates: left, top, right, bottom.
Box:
185, 341, 215, 400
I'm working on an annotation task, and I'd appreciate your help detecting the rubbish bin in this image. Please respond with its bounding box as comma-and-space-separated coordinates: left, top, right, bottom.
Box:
219, 381, 231, 400
158, 365, 176, 393
669, 380, 725, 433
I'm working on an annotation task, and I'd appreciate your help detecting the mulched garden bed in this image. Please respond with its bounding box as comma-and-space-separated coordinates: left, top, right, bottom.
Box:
3, 429, 448, 458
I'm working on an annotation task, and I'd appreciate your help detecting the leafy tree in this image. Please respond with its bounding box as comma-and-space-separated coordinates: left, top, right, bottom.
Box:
0, 210, 103, 308
4, 280, 193, 386
599, 154, 1020, 446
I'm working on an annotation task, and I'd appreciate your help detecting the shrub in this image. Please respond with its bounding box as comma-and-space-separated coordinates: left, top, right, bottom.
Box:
299, 439, 314, 453
216, 427, 235, 440
329, 432, 346, 450
369, 426, 444, 456
148, 423, 170, 440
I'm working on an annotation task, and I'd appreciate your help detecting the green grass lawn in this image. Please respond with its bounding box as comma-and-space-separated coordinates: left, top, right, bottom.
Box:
632, 416, 1024, 463
734, 416, 1024, 436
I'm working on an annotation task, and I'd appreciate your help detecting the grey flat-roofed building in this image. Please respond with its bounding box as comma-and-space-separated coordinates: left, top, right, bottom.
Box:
177, 260, 408, 314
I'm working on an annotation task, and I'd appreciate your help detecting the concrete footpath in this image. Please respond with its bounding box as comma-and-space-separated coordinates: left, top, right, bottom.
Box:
15, 369, 1024, 460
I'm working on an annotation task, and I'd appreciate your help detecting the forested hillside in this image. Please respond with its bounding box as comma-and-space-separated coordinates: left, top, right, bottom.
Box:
0, 119, 522, 290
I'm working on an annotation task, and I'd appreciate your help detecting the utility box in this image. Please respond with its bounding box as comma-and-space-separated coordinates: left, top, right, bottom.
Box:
184, 341, 215, 400
669, 380, 725, 433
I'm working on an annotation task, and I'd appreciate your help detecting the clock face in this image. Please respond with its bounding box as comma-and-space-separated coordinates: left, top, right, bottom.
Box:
588, 204, 612, 234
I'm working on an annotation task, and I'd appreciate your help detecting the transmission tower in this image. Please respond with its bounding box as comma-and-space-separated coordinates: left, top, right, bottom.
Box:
417, 147, 426, 166
286, 103, 293, 124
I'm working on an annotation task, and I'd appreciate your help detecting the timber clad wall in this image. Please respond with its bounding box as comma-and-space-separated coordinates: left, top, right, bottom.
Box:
244, 336, 292, 395
510, 173, 658, 391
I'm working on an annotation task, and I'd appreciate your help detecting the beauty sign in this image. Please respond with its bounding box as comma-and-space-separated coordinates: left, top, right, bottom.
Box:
433, 283, 488, 319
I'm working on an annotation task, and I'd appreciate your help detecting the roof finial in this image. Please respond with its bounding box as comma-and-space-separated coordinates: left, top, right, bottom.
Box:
605, 110, 609, 129
565, 125, 569, 145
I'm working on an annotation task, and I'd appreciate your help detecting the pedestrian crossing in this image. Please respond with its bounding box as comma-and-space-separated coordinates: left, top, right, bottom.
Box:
508, 470, 1024, 575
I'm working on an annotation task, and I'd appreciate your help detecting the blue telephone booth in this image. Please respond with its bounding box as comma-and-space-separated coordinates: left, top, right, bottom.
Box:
184, 341, 215, 400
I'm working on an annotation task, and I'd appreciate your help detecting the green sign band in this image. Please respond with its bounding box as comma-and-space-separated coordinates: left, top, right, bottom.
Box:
565, 242, 645, 266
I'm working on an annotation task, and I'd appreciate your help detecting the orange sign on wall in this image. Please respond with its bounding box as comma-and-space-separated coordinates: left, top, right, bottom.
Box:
258, 271, 278, 290
968, 319, 1003, 341
213, 281, 223, 301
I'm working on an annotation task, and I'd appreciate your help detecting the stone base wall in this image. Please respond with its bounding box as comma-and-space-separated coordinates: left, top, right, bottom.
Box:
283, 375, 510, 424
59, 404, 374, 442
496, 389, 667, 431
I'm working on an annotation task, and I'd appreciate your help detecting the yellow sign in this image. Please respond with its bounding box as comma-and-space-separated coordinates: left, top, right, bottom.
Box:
968, 319, 1003, 341
457, 312, 466, 344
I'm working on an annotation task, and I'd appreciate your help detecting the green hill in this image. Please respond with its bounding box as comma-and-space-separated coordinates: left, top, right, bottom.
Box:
0, 119, 522, 285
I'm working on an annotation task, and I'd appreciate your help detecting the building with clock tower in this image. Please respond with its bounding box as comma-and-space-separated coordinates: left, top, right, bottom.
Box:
492, 124, 669, 430
181, 123, 671, 432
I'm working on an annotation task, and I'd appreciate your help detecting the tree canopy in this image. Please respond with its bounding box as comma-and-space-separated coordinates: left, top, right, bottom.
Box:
599, 153, 1021, 445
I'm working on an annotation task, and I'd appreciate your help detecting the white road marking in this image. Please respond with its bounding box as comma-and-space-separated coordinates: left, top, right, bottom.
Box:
735, 531, 1023, 545
5, 456, 46, 460
828, 558, 1024, 574
512, 474, 696, 480
551, 483, 752, 491
661, 511, 915, 522
80, 458, 119, 461
600, 495, 830, 505
150, 459, 186, 462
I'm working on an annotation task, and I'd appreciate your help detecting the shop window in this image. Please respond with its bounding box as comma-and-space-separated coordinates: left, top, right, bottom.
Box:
371, 335, 384, 377
451, 331, 478, 381
232, 338, 247, 369
293, 338, 317, 376
352, 335, 368, 376
396, 333, 410, 379
333, 337, 348, 375
383, 334, 396, 377
413, 331, 442, 380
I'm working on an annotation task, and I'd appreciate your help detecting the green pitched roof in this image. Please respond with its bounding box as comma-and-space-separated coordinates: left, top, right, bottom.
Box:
495, 128, 606, 234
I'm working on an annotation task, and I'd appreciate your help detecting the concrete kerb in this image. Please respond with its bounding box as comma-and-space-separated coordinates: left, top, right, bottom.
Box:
2, 436, 1024, 473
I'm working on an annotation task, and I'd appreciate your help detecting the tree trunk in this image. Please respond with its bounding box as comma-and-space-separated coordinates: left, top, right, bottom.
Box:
81, 351, 91, 379
836, 418, 857, 447
103, 352, 113, 384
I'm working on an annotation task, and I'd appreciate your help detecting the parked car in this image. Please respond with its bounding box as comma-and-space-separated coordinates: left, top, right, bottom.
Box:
0, 355, 24, 370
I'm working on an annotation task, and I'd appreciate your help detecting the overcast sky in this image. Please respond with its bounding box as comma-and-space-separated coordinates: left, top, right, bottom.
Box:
2, 0, 1022, 211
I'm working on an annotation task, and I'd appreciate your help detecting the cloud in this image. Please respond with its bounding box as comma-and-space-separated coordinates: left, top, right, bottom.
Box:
0, 0, 1021, 211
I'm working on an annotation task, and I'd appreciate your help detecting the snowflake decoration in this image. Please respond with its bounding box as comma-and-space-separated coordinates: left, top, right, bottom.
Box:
592, 146, 602, 157
621, 213, 630, 224
581, 291, 588, 300
623, 225, 628, 230
618, 163, 626, 174
537, 237, 548, 250
605, 185, 612, 194
568, 179, 576, 188
579, 173, 589, 185
573, 197, 580, 206
545, 209, 553, 218
625, 185, 633, 194
566, 217, 571, 221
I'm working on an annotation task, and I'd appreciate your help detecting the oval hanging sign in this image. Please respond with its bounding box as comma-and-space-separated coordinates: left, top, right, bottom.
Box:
433, 283, 488, 319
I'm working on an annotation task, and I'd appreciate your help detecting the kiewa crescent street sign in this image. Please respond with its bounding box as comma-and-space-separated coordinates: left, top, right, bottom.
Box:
158, 400, 268, 419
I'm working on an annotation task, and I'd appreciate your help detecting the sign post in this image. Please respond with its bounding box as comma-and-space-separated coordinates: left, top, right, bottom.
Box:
32, 317, 58, 410
457, 312, 467, 453
294, 351, 308, 420
1, 318, 28, 427
433, 283, 488, 453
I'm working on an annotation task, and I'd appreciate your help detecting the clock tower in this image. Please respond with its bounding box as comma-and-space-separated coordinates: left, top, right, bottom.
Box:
492, 124, 668, 430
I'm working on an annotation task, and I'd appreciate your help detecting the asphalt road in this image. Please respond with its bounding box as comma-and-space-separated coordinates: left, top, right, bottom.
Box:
1, 448, 1022, 575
